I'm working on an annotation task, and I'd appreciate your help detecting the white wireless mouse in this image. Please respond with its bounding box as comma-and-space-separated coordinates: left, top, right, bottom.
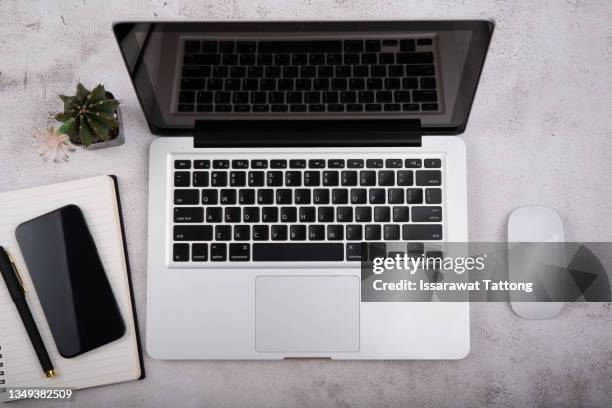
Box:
508, 207, 565, 318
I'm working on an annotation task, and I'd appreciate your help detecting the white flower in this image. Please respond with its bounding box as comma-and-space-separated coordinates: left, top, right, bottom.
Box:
32, 126, 76, 162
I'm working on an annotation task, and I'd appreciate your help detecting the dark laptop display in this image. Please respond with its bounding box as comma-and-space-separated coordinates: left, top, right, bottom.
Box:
113, 21, 493, 138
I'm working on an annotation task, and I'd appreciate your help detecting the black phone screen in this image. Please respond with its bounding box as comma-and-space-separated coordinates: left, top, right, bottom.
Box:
15, 204, 125, 358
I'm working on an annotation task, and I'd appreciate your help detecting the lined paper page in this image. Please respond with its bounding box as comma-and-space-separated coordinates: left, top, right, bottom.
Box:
0, 176, 141, 401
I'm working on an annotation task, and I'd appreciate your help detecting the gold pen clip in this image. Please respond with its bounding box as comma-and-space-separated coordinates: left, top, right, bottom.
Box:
7, 252, 25, 292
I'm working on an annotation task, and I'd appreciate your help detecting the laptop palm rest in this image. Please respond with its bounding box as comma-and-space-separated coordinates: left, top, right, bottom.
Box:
255, 275, 360, 353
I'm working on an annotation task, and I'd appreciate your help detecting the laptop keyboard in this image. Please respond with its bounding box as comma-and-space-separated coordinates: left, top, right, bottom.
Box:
171, 156, 443, 263
177, 38, 440, 114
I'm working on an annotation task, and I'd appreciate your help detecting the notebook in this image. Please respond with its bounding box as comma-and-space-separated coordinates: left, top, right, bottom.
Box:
0, 176, 144, 402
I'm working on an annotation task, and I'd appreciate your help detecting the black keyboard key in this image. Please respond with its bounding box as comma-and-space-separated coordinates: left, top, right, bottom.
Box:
336, 206, 353, 222
360, 170, 376, 186
405, 64, 435, 76
344, 53, 360, 64
213, 160, 230, 169
422, 103, 439, 111
257, 189, 274, 204
276, 189, 292, 204
174, 225, 213, 241
224, 206, 241, 222
340, 91, 356, 103
294, 189, 311, 205
384, 103, 401, 111
384, 225, 401, 240
267, 171, 283, 186
313, 188, 330, 204
405, 159, 422, 168
426, 188, 442, 204
270, 159, 287, 169
259, 41, 342, 53
350, 188, 367, 204
262, 207, 278, 223
243, 207, 260, 223
347, 103, 363, 112
402, 103, 420, 111
308, 159, 325, 169
412, 90, 437, 102
406, 188, 423, 204
379, 53, 394, 64
212, 66, 228, 78
344, 40, 363, 52
416, 170, 442, 186
207, 79, 224, 91
397, 170, 413, 186
347, 159, 364, 169
374, 206, 390, 222
424, 159, 442, 168
249, 171, 265, 186
206, 207, 223, 223
179, 91, 195, 104
397, 52, 434, 64
174, 171, 190, 187
417, 38, 433, 46
271, 104, 288, 112
219, 41, 234, 53
192, 243, 208, 262
378, 170, 395, 186
232, 91, 248, 104
211, 171, 228, 187
285, 171, 302, 187
251, 91, 267, 104
173, 243, 189, 262
221, 54, 238, 66
253, 225, 269, 240
237, 41, 255, 53
336, 66, 351, 77
322, 171, 339, 186
253, 243, 343, 261
305, 92, 321, 103
239, 189, 255, 205
231, 159, 248, 169
230, 171, 246, 187
271, 225, 288, 241
420, 77, 437, 89
377, 91, 393, 103
183, 66, 211, 77
296, 79, 311, 90
257, 54, 273, 65
400, 39, 415, 52
174, 207, 204, 223
402, 225, 442, 240
308, 225, 325, 240
202, 189, 218, 205
310, 53, 325, 65
331, 189, 348, 204
210, 243, 227, 261
194, 160, 211, 169
287, 92, 303, 104
365, 40, 381, 52
341, 171, 358, 186
388, 65, 404, 77
275, 54, 291, 65
393, 206, 410, 222
183, 54, 220, 66
269, 91, 284, 103
290, 159, 306, 169
355, 206, 372, 222
412, 206, 442, 222
358, 91, 375, 103
251, 160, 268, 169
327, 53, 342, 65
174, 189, 199, 205
184, 40, 200, 53
290, 225, 307, 241
280, 207, 297, 223
304, 171, 320, 186
299, 207, 316, 222
345, 242, 363, 261
366, 159, 383, 168
369, 188, 385, 204
215, 105, 232, 112
229, 243, 250, 261
300, 66, 316, 78
370, 67, 386, 78
328, 104, 344, 112
365, 103, 382, 111
395, 91, 411, 103
327, 225, 344, 241
353, 65, 369, 77
230, 66, 246, 78
403, 78, 419, 89
365, 224, 381, 240
254, 104, 270, 114
388, 188, 405, 204
362, 53, 377, 64
344, 226, 361, 244
349, 78, 365, 90
367, 78, 383, 90
175, 160, 191, 169
318, 206, 334, 222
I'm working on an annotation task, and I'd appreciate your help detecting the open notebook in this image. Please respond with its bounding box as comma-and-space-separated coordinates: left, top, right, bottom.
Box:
0, 176, 144, 401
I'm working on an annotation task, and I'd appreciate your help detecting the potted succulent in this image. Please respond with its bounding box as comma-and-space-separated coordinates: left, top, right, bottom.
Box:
54, 83, 124, 149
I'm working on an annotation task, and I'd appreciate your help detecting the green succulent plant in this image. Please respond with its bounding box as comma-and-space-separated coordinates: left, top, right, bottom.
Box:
55, 83, 120, 147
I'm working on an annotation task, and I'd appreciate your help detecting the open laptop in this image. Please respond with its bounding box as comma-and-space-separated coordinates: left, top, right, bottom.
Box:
113, 20, 493, 359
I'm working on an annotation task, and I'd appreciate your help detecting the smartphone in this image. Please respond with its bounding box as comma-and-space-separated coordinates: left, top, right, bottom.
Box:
15, 204, 125, 358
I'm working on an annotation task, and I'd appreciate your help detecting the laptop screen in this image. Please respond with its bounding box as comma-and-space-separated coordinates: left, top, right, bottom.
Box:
113, 20, 493, 136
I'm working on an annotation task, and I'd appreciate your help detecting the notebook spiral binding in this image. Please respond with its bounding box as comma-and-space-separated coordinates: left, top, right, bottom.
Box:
0, 345, 5, 393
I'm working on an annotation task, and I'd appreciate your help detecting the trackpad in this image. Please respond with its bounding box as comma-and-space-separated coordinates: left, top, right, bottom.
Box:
256, 276, 360, 353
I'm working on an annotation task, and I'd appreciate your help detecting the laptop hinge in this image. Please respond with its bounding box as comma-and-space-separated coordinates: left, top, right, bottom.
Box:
193, 120, 422, 148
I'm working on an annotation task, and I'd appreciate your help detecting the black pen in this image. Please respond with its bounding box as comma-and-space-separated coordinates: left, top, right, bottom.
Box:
0, 246, 55, 378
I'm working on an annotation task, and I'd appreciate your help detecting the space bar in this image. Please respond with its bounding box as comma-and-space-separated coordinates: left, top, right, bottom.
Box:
253, 243, 344, 261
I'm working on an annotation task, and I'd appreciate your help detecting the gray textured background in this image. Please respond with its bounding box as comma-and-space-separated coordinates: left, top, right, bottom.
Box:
1, 1, 612, 407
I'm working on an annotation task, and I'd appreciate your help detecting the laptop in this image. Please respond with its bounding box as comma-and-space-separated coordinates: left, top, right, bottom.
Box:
113, 20, 493, 359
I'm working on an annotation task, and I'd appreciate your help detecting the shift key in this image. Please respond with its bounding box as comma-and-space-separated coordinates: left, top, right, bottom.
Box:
174, 225, 213, 241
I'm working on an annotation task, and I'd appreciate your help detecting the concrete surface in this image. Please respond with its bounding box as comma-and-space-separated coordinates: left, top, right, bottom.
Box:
1, 0, 611, 407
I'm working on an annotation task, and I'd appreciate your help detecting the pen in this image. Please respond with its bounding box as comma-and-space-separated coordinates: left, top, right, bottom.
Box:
0, 246, 55, 378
